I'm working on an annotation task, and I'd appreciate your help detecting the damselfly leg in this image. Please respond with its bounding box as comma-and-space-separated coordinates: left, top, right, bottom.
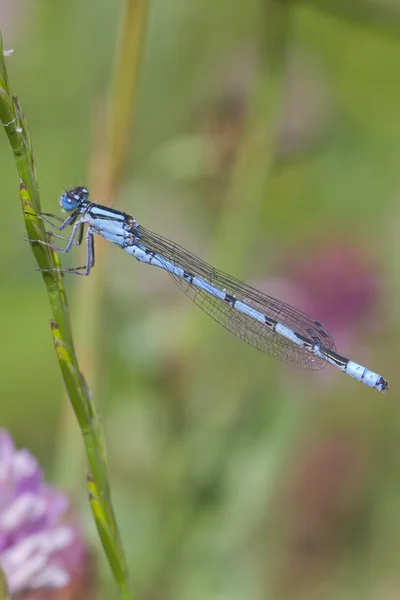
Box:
25, 211, 95, 275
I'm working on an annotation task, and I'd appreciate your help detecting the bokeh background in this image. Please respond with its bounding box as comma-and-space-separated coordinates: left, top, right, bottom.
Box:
1, 1, 400, 598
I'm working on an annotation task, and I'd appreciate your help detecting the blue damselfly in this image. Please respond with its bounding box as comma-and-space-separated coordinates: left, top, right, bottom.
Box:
28, 187, 389, 392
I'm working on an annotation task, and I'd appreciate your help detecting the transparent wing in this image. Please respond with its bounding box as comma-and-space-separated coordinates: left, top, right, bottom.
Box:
137, 226, 336, 370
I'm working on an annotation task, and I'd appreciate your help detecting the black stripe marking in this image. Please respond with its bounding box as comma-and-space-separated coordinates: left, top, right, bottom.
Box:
144, 248, 156, 264
294, 333, 314, 350
320, 348, 349, 368
264, 315, 278, 330
89, 206, 127, 221
183, 270, 194, 283
224, 293, 236, 307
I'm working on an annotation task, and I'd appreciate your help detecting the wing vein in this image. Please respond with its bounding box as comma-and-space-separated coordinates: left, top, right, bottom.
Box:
137, 226, 335, 370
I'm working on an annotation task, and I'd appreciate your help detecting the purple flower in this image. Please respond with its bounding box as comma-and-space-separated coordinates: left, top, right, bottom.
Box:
259, 238, 383, 346
0, 430, 87, 597
288, 239, 382, 339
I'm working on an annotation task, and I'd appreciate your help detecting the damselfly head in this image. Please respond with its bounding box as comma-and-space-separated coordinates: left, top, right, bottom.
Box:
60, 186, 89, 212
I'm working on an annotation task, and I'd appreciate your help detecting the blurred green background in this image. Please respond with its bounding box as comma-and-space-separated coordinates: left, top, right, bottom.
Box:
1, 0, 400, 598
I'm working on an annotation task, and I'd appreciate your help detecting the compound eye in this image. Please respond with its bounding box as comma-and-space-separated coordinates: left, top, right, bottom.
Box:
59, 186, 89, 211
60, 193, 78, 212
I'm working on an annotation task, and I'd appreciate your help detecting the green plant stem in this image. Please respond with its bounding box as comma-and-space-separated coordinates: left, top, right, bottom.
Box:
0, 33, 132, 600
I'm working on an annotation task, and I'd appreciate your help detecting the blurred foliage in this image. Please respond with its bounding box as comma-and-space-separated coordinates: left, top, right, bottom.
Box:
1, 0, 400, 599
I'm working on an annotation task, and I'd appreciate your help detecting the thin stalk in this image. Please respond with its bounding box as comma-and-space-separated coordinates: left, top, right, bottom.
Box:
0, 33, 131, 599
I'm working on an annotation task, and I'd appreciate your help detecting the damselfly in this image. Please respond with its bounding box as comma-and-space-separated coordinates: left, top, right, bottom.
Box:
29, 187, 389, 392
